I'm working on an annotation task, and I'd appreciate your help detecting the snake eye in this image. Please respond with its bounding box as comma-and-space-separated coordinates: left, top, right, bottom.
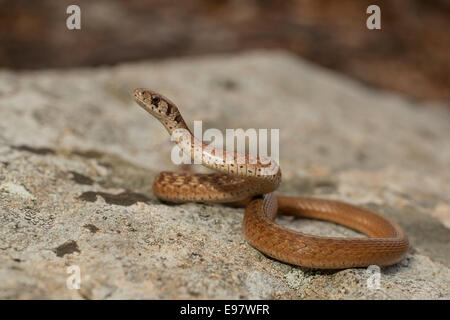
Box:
152, 97, 160, 105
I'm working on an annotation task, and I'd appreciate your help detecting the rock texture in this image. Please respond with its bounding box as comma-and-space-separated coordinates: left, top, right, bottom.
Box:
0, 51, 449, 299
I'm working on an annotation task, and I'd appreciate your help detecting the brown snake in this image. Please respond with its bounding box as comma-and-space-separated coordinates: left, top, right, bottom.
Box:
133, 88, 409, 269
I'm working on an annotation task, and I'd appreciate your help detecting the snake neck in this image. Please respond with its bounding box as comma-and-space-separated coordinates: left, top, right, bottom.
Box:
160, 111, 190, 135
173, 130, 282, 195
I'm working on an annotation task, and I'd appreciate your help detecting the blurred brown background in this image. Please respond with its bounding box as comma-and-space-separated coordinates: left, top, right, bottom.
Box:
0, 0, 449, 103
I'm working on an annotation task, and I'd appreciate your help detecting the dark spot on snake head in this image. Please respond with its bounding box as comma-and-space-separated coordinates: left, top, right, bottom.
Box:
174, 114, 183, 123
165, 104, 173, 116
152, 96, 160, 105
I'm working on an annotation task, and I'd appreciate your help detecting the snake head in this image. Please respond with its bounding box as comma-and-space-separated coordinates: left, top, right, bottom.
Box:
133, 88, 180, 121
133, 88, 186, 133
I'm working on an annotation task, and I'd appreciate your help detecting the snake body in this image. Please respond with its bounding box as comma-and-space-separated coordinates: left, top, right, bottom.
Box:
133, 88, 409, 269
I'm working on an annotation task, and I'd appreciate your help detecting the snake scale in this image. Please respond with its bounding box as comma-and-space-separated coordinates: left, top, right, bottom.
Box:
133, 88, 409, 269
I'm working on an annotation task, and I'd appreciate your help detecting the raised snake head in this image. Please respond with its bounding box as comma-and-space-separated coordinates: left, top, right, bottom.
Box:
133, 88, 185, 133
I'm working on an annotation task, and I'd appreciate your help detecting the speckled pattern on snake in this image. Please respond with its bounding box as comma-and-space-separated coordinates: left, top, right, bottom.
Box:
133, 88, 409, 269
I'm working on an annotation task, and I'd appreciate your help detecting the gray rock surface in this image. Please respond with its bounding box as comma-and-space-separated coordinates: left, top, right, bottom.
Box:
0, 51, 449, 299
